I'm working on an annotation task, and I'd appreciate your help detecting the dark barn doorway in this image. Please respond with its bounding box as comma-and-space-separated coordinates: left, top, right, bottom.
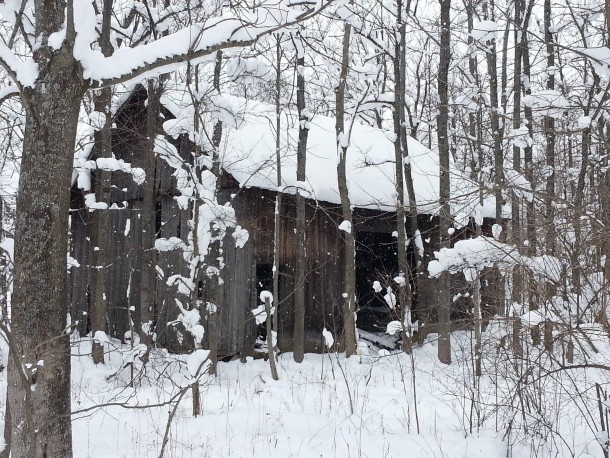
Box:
255, 263, 273, 342
355, 231, 398, 332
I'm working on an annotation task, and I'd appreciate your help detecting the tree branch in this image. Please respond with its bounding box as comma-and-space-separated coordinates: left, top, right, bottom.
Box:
91, 4, 328, 89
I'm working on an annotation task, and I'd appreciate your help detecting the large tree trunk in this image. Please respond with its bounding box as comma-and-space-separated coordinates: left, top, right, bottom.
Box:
0, 199, 9, 458
8, 43, 85, 457
437, 0, 452, 365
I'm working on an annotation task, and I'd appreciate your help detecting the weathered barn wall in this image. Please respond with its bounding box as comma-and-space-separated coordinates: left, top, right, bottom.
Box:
69, 193, 90, 336
226, 187, 346, 354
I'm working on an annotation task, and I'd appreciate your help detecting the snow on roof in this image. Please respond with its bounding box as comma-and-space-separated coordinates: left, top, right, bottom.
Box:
72, 85, 498, 226
219, 101, 494, 225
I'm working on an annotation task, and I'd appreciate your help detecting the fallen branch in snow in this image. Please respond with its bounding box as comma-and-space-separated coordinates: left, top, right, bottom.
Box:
357, 329, 399, 350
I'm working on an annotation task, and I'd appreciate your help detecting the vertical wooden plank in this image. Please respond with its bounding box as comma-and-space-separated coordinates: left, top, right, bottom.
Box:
70, 207, 90, 336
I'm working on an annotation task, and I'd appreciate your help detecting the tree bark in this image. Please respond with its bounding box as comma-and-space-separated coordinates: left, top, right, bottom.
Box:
90, 0, 114, 364
544, 0, 556, 257
466, 0, 483, 375
8, 43, 85, 457
521, 0, 536, 256
203, 51, 225, 375
511, 0, 524, 305
138, 79, 162, 349
272, 36, 283, 344
89, 86, 112, 365
520, 0, 539, 344
482, 0, 506, 319
392, 0, 417, 353
0, 200, 9, 458
543, 0, 557, 341
293, 38, 308, 363
335, 23, 357, 357
437, 0, 452, 365
484, 2, 503, 231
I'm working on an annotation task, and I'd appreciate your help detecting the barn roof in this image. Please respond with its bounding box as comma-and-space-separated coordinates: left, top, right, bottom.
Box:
214, 100, 497, 226
73, 86, 502, 226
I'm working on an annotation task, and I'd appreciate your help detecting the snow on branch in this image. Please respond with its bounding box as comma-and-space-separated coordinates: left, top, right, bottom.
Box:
523, 90, 569, 119
0, 85, 20, 105
0, 40, 37, 87
80, 1, 329, 88
252, 291, 274, 325
470, 21, 497, 42
96, 158, 145, 184
74, 155, 145, 193
578, 47, 610, 79
428, 236, 562, 283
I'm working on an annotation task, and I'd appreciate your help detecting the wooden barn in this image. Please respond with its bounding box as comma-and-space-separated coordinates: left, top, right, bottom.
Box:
69, 87, 500, 356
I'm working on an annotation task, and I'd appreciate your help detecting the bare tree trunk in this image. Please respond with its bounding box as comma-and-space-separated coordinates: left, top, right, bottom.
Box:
437, 0, 452, 365
293, 37, 309, 363
335, 23, 357, 357
511, 0, 524, 305
522, 0, 536, 257
466, 0, 483, 374
483, 2, 503, 232
391, 1, 417, 353
90, 1, 114, 364
481, 0, 506, 321
572, 75, 596, 324
89, 86, 112, 364
204, 51, 225, 375
542, 0, 557, 344
509, 0, 527, 357
400, 38, 422, 348
272, 36, 283, 345
139, 78, 162, 349
571, 11, 598, 325
544, 0, 556, 258
599, 126, 610, 334
520, 0, 539, 344
512, 314, 523, 358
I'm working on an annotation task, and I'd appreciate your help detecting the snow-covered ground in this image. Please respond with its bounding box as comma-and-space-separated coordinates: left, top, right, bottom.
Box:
1, 329, 608, 457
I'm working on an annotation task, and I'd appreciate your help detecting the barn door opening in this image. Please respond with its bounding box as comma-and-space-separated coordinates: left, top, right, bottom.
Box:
255, 263, 273, 342
355, 231, 398, 332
